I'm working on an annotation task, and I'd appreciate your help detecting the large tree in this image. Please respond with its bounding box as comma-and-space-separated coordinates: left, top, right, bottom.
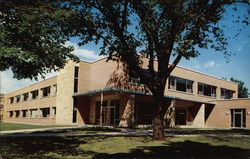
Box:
63, 0, 249, 140
230, 77, 249, 98
0, 0, 78, 80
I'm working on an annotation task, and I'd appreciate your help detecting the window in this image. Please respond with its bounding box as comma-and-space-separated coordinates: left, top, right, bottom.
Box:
198, 83, 217, 97
74, 79, 78, 92
22, 110, 28, 118
30, 109, 38, 118
73, 97, 78, 107
15, 95, 21, 103
52, 107, 56, 117
41, 107, 50, 118
74, 66, 79, 78
168, 76, 193, 93
135, 102, 153, 124
53, 84, 57, 95
74, 67, 79, 92
31, 90, 39, 99
23, 92, 29, 101
41, 86, 51, 98
10, 97, 14, 104
221, 88, 234, 99
9, 111, 13, 118
15, 110, 20, 118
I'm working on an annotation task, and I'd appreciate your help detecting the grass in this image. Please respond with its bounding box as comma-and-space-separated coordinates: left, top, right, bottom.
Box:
1, 136, 250, 159
0, 122, 72, 131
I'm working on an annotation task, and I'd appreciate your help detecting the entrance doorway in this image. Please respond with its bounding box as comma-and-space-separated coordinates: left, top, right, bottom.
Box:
175, 109, 187, 125
96, 100, 119, 126
231, 109, 246, 128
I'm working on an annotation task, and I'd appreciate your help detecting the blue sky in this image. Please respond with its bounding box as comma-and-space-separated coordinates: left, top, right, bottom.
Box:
1, 3, 249, 94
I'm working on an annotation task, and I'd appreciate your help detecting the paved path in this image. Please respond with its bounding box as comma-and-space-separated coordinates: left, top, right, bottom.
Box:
1, 127, 250, 138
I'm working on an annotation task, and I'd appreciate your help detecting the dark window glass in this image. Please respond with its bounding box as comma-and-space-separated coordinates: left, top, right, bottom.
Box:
10, 97, 14, 104
16, 95, 21, 103
135, 102, 153, 124
176, 78, 186, 92
41, 108, 50, 117
31, 90, 39, 99
9, 111, 13, 118
74, 79, 78, 92
74, 67, 79, 78
198, 83, 217, 97
15, 110, 20, 118
23, 93, 29, 101
22, 110, 27, 117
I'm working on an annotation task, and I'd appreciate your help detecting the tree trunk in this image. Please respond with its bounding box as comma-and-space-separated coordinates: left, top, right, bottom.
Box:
152, 93, 165, 140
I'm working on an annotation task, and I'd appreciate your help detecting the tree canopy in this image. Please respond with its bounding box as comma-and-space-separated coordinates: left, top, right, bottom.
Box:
230, 77, 249, 98
0, 0, 78, 80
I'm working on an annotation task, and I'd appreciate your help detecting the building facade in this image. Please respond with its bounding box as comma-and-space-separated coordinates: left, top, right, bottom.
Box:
3, 58, 250, 128
0, 94, 4, 121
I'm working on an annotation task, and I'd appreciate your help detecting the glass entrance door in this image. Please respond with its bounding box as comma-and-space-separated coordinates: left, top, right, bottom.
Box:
175, 109, 187, 125
231, 109, 246, 128
96, 100, 119, 126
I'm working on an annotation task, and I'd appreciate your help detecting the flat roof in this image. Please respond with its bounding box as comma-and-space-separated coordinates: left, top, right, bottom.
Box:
73, 87, 215, 105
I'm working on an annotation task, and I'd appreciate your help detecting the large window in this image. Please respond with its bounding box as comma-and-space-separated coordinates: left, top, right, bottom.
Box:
41, 107, 50, 118
23, 92, 29, 101
41, 86, 51, 98
221, 88, 234, 99
168, 76, 193, 93
198, 83, 217, 97
135, 102, 153, 125
31, 90, 39, 99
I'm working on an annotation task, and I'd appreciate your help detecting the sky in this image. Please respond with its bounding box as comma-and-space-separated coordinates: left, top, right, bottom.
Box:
1, 3, 249, 94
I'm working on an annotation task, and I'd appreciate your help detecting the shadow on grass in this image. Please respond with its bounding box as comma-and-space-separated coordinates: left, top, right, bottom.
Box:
1, 136, 249, 159
0, 136, 97, 159
92, 140, 250, 159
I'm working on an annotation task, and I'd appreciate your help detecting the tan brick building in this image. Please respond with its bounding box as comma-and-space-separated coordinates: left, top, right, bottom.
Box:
0, 94, 4, 121
3, 57, 250, 128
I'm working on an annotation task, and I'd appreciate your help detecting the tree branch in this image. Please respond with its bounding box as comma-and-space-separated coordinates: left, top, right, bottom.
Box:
167, 54, 182, 76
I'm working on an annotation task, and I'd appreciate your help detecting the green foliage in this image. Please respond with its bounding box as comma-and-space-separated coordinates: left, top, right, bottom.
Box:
0, 0, 79, 79
230, 77, 249, 98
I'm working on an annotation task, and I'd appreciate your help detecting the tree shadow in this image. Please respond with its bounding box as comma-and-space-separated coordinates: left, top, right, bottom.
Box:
0, 136, 97, 159
92, 140, 250, 159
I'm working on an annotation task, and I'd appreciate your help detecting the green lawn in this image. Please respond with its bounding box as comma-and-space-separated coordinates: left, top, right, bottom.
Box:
0, 122, 71, 131
1, 136, 250, 159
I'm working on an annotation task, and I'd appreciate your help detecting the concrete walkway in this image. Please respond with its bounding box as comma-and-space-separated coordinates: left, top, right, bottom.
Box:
1, 127, 250, 138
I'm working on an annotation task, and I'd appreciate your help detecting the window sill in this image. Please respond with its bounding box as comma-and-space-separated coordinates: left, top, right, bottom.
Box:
168, 89, 194, 95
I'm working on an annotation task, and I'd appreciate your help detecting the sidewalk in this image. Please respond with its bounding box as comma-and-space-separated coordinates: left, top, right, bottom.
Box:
1, 127, 250, 138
